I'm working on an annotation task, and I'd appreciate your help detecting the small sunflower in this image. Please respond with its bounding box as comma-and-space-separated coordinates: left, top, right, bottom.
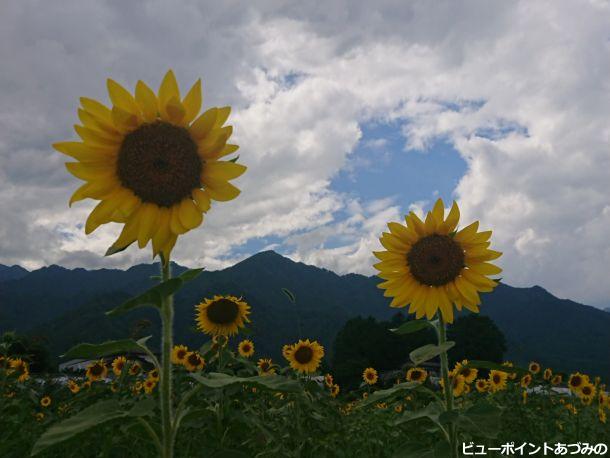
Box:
579, 383, 596, 405
282, 344, 294, 360
522, 390, 528, 404
451, 375, 466, 397
543, 368, 552, 381
394, 404, 404, 413
257, 358, 276, 376
551, 374, 562, 386
324, 373, 334, 388
134, 381, 143, 394
195, 295, 250, 336
40, 396, 52, 408
502, 361, 517, 380
406, 367, 428, 383
374, 199, 501, 323
453, 360, 477, 384
475, 379, 488, 393
148, 368, 160, 382
67, 380, 80, 394
285, 339, 324, 374
330, 384, 340, 398
35, 412, 45, 422
128, 361, 142, 376
488, 370, 508, 392
54, 70, 245, 262
520, 374, 532, 388
362, 392, 369, 399
9, 358, 30, 382
529, 362, 541, 374
171, 345, 189, 365
86, 360, 108, 382
600, 407, 607, 424
183, 352, 205, 372
144, 379, 157, 395
112, 356, 127, 376
238, 339, 255, 358
363, 367, 378, 385
568, 372, 589, 393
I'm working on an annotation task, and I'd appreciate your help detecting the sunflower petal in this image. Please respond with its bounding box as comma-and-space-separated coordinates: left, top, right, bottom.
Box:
53, 142, 117, 162
192, 188, 211, 212
202, 161, 247, 181
190, 108, 218, 140
440, 201, 460, 234
169, 206, 188, 235
406, 212, 427, 236
137, 204, 159, 248
74, 125, 121, 147
204, 179, 241, 202
217, 144, 239, 159
182, 79, 202, 125
431, 199, 445, 227
65, 162, 115, 181
214, 106, 231, 127
80, 97, 113, 124
454, 221, 480, 243
158, 70, 180, 116
112, 106, 139, 132
107, 79, 140, 115
468, 262, 502, 275
135, 80, 159, 122
178, 199, 203, 230
165, 96, 186, 124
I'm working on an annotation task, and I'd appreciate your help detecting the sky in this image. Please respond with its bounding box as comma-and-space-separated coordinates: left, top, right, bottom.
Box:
1, 1, 610, 309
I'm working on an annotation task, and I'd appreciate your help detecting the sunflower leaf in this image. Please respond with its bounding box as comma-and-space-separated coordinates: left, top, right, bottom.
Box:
390, 320, 434, 335
409, 342, 455, 366
281, 288, 296, 303
190, 372, 301, 393
455, 399, 503, 438
357, 381, 425, 408
61, 336, 152, 359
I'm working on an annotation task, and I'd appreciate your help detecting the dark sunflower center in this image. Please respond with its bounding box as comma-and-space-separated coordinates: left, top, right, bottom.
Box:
571, 376, 582, 386
583, 386, 591, 396
407, 234, 465, 286
177, 350, 186, 359
294, 346, 314, 364
117, 121, 202, 207
206, 299, 240, 325
411, 371, 421, 380
242, 344, 251, 352
91, 364, 103, 376
367, 373, 374, 380
461, 368, 471, 378
260, 362, 270, 371
493, 375, 501, 384
187, 354, 200, 366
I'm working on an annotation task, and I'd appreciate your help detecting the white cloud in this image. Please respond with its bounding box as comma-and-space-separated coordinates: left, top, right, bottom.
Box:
1, 1, 610, 308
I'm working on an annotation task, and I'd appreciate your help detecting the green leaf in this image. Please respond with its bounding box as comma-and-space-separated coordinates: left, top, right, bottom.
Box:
281, 288, 296, 303
62, 336, 152, 360
190, 372, 301, 393
106, 268, 204, 316
409, 342, 455, 366
390, 320, 434, 335
392, 401, 444, 427
228, 155, 240, 163
358, 381, 422, 408
31, 400, 128, 455
456, 399, 502, 439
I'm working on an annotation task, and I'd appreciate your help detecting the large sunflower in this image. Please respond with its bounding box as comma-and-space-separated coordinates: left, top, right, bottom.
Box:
374, 199, 501, 323
406, 367, 428, 383
488, 370, 508, 393
54, 70, 246, 261
285, 339, 324, 374
195, 295, 250, 336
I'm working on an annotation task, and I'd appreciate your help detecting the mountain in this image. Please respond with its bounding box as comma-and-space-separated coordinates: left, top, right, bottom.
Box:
1, 251, 609, 379
0, 264, 28, 282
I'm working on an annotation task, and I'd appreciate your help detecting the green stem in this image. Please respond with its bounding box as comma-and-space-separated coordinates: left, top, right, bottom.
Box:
137, 417, 162, 455
437, 313, 458, 458
160, 258, 174, 458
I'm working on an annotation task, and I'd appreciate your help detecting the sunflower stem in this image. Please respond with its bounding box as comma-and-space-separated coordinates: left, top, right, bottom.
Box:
159, 257, 174, 458
437, 313, 458, 458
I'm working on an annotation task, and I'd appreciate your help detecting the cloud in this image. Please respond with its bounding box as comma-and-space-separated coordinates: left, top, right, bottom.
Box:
1, 1, 610, 308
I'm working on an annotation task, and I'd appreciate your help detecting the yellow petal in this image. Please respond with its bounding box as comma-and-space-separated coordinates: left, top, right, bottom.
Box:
202, 161, 247, 182
189, 108, 218, 141
182, 79, 202, 125
406, 212, 427, 237
160, 234, 178, 261
424, 211, 437, 234
468, 262, 502, 276
431, 199, 445, 227
53, 142, 117, 162
387, 222, 418, 244
178, 199, 203, 230
80, 97, 113, 124
440, 201, 460, 234
192, 188, 211, 212
204, 179, 241, 202
214, 106, 231, 127
135, 81, 159, 122
438, 289, 454, 323
85, 194, 122, 234
152, 209, 171, 258
169, 206, 188, 235
109, 216, 139, 253
107, 79, 140, 115
165, 96, 186, 124
78, 109, 118, 135
65, 162, 115, 181
454, 221, 480, 243
217, 144, 239, 159
158, 70, 180, 116
423, 288, 438, 320
455, 277, 480, 307
69, 179, 119, 206
112, 106, 139, 132
380, 232, 410, 253
137, 204, 159, 248
373, 250, 404, 262
74, 125, 121, 147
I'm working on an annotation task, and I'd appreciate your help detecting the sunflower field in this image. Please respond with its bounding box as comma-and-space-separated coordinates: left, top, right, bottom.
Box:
0, 71, 608, 457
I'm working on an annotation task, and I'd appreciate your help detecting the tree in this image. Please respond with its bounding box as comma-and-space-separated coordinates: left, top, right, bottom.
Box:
447, 314, 507, 365
0, 331, 53, 373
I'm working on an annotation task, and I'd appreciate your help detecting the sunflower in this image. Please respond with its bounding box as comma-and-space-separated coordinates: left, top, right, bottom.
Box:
54, 70, 245, 262
67, 380, 80, 394
543, 368, 552, 381
568, 372, 589, 393
600, 408, 607, 424
520, 374, 532, 388
362, 392, 369, 400
551, 374, 562, 386
134, 381, 143, 394
40, 396, 52, 408
363, 367, 378, 385
35, 412, 45, 422
529, 362, 541, 374
238, 339, 255, 358
171, 345, 189, 365
128, 361, 142, 376
285, 339, 324, 374
148, 368, 160, 382
522, 390, 528, 404
282, 344, 294, 360
374, 199, 501, 323
255, 358, 275, 376
330, 384, 340, 398
324, 373, 334, 388
488, 370, 508, 392
450, 375, 466, 397
86, 360, 108, 382
579, 383, 596, 405
394, 404, 404, 413
112, 356, 127, 376
195, 295, 250, 336
8, 358, 30, 382
453, 360, 477, 384
502, 361, 517, 380
183, 352, 205, 372
475, 379, 488, 393
406, 367, 428, 383
144, 379, 157, 395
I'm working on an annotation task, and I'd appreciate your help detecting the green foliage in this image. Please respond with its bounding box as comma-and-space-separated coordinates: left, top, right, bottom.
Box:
447, 314, 507, 365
